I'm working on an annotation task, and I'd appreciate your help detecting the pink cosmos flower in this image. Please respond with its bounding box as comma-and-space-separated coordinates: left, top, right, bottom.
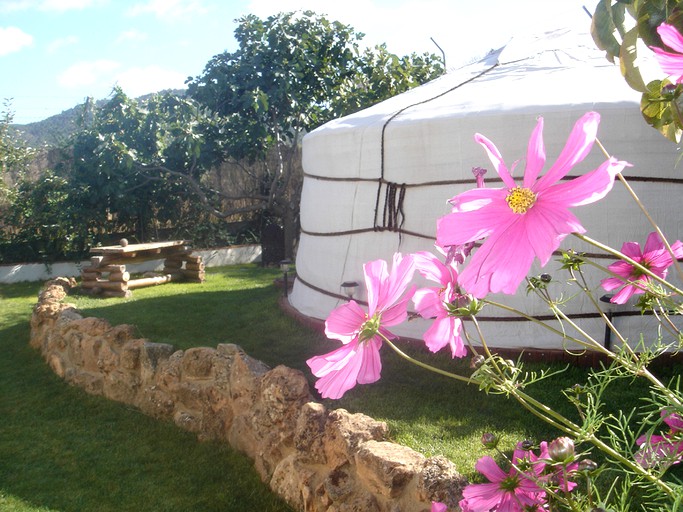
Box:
436, 112, 629, 298
651, 23, 683, 84
458, 448, 546, 512
306, 253, 415, 399
412, 250, 467, 358
600, 231, 683, 305
635, 409, 683, 469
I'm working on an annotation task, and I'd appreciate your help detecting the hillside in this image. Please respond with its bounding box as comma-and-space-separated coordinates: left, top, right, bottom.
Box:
11, 89, 186, 148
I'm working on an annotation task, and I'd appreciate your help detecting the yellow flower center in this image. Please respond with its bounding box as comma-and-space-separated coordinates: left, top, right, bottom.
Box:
505, 186, 537, 214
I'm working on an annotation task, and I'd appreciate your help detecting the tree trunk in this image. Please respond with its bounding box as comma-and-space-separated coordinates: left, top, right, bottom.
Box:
283, 207, 297, 260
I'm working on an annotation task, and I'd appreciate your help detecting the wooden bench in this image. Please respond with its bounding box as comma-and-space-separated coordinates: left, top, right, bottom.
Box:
80, 240, 204, 298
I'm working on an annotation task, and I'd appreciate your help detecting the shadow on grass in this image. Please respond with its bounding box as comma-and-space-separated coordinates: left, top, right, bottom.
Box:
0, 320, 293, 512
74, 285, 331, 373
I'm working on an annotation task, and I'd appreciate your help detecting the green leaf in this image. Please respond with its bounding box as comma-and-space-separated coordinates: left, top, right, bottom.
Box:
592, 0, 625, 62
619, 26, 648, 92
640, 79, 683, 142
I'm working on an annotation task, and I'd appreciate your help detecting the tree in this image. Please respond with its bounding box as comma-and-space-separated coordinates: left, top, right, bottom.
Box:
187, 11, 443, 259
0, 100, 35, 191
69, 87, 224, 243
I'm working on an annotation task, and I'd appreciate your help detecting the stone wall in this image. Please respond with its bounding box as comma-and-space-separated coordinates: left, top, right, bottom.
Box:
30, 278, 466, 511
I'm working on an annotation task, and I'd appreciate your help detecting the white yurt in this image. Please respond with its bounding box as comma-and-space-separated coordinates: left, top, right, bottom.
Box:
289, 27, 683, 353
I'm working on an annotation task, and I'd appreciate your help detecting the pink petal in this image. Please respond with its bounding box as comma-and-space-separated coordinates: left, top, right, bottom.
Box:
413, 251, 453, 285
658, 23, 683, 54
535, 112, 600, 190
436, 197, 516, 248
539, 157, 628, 207
307, 341, 358, 377
313, 358, 363, 399
611, 283, 640, 304
422, 316, 467, 358
474, 133, 517, 189
523, 116, 546, 187
458, 220, 537, 297
662, 409, 683, 431
606, 259, 637, 278
671, 240, 683, 259
413, 287, 444, 319
447, 187, 501, 213
619, 241, 644, 260
431, 502, 448, 512
325, 301, 366, 343
423, 316, 459, 356
474, 456, 508, 483
379, 292, 414, 327
364, 259, 389, 315
306, 340, 366, 399
524, 203, 584, 265
645, 250, 676, 276
356, 337, 383, 384
368, 253, 415, 316
601, 276, 626, 292
644, 231, 665, 254
461, 481, 509, 512
651, 46, 683, 83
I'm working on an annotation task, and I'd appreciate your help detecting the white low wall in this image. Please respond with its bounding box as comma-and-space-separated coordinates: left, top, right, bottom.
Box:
0, 245, 262, 284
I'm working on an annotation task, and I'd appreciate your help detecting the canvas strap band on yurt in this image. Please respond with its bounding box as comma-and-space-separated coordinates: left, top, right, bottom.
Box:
372, 62, 501, 238
375, 181, 407, 233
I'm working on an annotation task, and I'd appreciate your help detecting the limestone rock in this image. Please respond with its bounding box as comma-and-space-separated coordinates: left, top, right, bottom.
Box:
355, 440, 425, 499
417, 456, 467, 508
181, 347, 216, 380
295, 401, 328, 464
325, 409, 388, 467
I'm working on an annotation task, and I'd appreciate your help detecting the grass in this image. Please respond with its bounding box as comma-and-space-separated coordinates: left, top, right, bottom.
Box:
0, 278, 294, 512
2, 264, 681, 510
71, 266, 679, 468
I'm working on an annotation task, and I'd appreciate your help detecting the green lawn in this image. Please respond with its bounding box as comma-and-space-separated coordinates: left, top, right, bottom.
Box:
2, 264, 681, 511
0, 278, 293, 512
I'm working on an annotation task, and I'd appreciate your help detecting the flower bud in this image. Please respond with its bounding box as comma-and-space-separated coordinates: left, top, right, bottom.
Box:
470, 355, 485, 369
578, 459, 598, 472
481, 432, 498, 449
570, 383, 585, 394
520, 439, 535, 451
548, 436, 575, 462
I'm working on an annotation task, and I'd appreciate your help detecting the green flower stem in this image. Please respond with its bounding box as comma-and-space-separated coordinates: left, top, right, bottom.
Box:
574, 268, 630, 351
469, 315, 506, 376
482, 299, 612, 357
509, 386, 677, 498
594, 138, 683, 284
573, 232, 683, 297
381, 331, 678, 497
486, 294, 682, 407
381, 337, 477, 385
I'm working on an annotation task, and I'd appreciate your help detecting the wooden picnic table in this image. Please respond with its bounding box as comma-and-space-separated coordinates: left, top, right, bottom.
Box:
81, 240, 204, 298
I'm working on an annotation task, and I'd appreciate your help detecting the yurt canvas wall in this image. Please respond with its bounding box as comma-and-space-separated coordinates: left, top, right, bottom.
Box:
289, 28, 683, 353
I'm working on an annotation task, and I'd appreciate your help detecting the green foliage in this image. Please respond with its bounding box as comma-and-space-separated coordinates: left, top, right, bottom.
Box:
0, 170, 94, 263
590, 0, 683, 142
0, 100, 36, 180
187, 11, 442, 257
188, 11, 362, 160
69, 87, 225, 242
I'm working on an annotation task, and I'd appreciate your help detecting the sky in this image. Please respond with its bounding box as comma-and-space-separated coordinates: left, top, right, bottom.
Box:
1, 0, 594, 125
